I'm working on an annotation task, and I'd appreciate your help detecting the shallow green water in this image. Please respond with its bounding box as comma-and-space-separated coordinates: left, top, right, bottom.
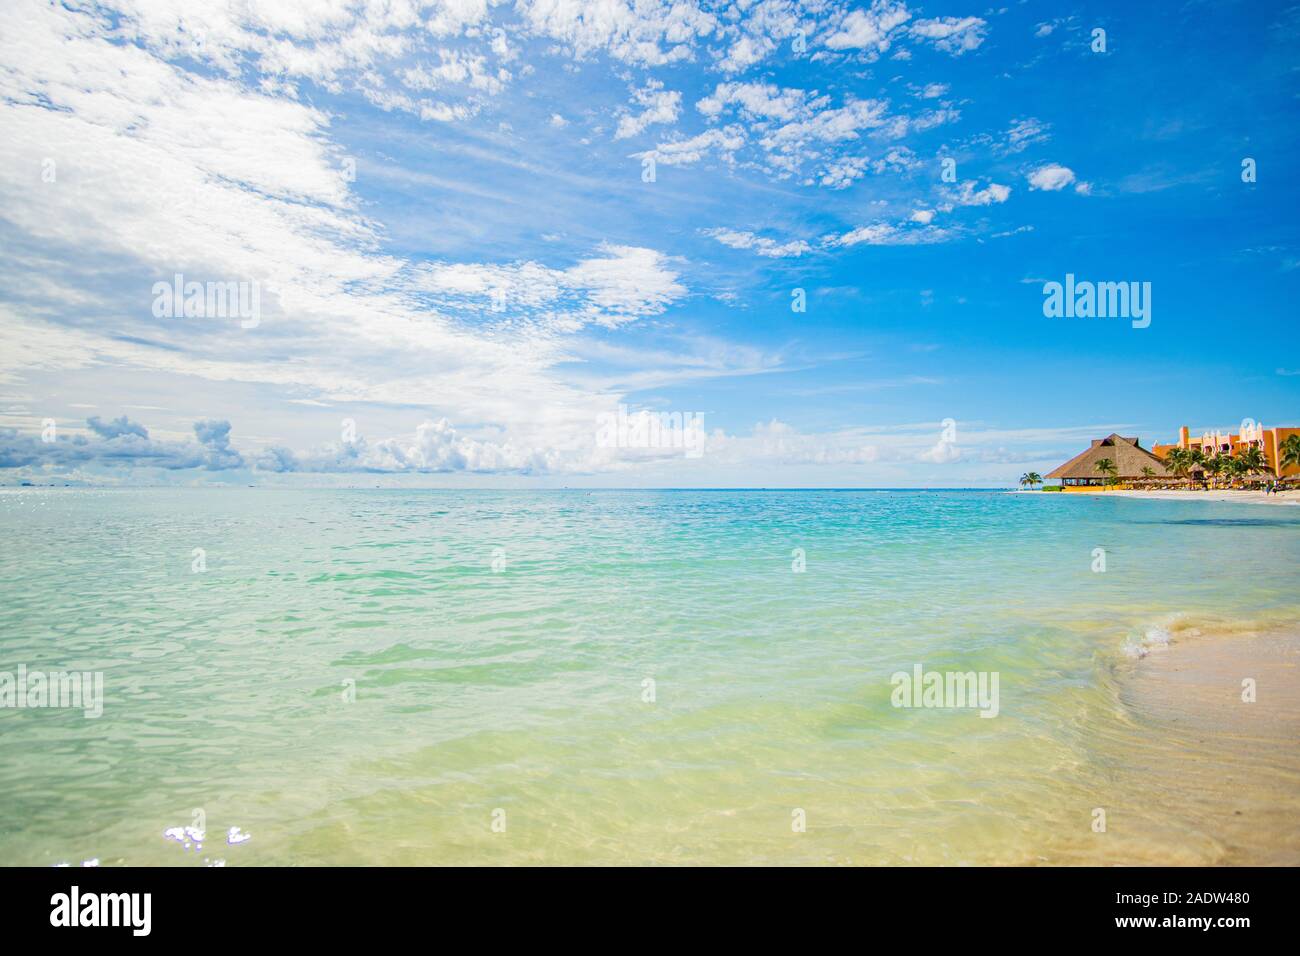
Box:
0, 488, 1297, 865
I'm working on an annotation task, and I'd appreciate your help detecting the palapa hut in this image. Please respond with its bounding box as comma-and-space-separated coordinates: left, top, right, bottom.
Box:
1045, 434, 1170, 489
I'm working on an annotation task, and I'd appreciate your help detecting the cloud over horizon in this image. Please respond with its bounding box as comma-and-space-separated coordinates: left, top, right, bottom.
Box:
1, 1, 1295, 487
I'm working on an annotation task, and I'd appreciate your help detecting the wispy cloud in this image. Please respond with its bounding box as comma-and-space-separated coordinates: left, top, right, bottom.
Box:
0, 0, 1287, 486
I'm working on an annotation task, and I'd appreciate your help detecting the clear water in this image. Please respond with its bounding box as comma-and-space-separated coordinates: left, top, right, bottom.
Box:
1, 488, 1297, 865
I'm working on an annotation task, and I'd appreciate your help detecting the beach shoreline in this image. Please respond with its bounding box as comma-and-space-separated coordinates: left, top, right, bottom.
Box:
1104, 622, 1300, 865
1033, 489, 1300, 506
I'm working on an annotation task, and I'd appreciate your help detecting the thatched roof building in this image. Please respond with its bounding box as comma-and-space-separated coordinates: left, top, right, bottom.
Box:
1045, 434, 1170, 486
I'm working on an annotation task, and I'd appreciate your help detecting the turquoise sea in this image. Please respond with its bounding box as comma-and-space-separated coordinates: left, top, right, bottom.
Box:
1, 488, 1297, 865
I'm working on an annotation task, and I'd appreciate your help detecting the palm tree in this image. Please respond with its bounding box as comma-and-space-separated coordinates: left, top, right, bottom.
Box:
1164, 447, 1190, 482
1221, 455, 1247, 487
1094, 458, 1118, 486
1236, 446, 1270, 485
1201, 454, 1224, 489
1179, 448, 1206, 488
1139, 466, 1156, 487
1019, 472, 1043, 489
1280, 433, 1300, 472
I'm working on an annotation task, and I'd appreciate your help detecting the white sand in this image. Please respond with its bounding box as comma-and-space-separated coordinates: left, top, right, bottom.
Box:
1115, 627, 1300, 864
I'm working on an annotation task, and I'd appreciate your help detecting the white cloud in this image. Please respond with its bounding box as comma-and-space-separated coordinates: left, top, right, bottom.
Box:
824, 222, 956, 247
1, 416, 245, 471
910, 16, 987, 54
948, 181, 1012, 206
562, 245, 687, 325
407, 244, 686, 329
358, 418, 555, 473
761, 97, 894, 153
400, 49, 509, 95
634, 126, 745, 166
918, 438, 961, 463
872, 147, 920, 173
74, 0, 508, 124
702, 228, 811, 258
822, 2, 912, 53
0, 1, 703, 481
1000, 117, 1050, 154
614, 80, 682, 139
698, 81, 811, 122
696, 81, 926, 182
1027, 164, 1077, 191
0, 0, 1053, 484
712, 0, 806, 73
819, 156, 871, 189
515, 0, 718, 67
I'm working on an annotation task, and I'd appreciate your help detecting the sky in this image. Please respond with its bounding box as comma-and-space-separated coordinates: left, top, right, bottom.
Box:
0, 0, 1297, 487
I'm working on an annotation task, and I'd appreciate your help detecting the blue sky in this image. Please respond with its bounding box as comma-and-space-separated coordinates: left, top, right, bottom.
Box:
0, 0, 1297, 486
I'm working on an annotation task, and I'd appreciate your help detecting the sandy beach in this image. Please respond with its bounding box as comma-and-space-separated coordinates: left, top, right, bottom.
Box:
1108, 624, 1300, 865
1053, 489, 1300, 506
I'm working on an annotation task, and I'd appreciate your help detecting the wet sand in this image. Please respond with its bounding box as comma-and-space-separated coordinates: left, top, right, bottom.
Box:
1106, 626, 1300, 864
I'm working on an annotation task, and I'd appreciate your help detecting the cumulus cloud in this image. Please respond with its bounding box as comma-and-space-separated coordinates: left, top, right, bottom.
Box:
256, 445, 299, 473
1027, 164, 1077, 191
0, 417, 242, 471
515, 0, 718, 67
698, 81, 810, 123
0, 414, 581, 477
0, 415, 560, 475
947, 180, 1012, 206
614, 80, 682, 140
194, 418, 243, 469
690, 80, 949, 183
819, 155, 871, 189
69, 0, 511, 126
0, 2, 704, 484
0, 0, 1034, 486
87, 415, 149, 440
400, 49, 510, 96
193, 419, 231, 448
917, 438, 961, 463
339, 418, 556, 473
563, 245, 687, 324
910, 16, 988, 54
633, 126, 746, 166
822, 2, 912, 53
1, 413, 1127, 485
